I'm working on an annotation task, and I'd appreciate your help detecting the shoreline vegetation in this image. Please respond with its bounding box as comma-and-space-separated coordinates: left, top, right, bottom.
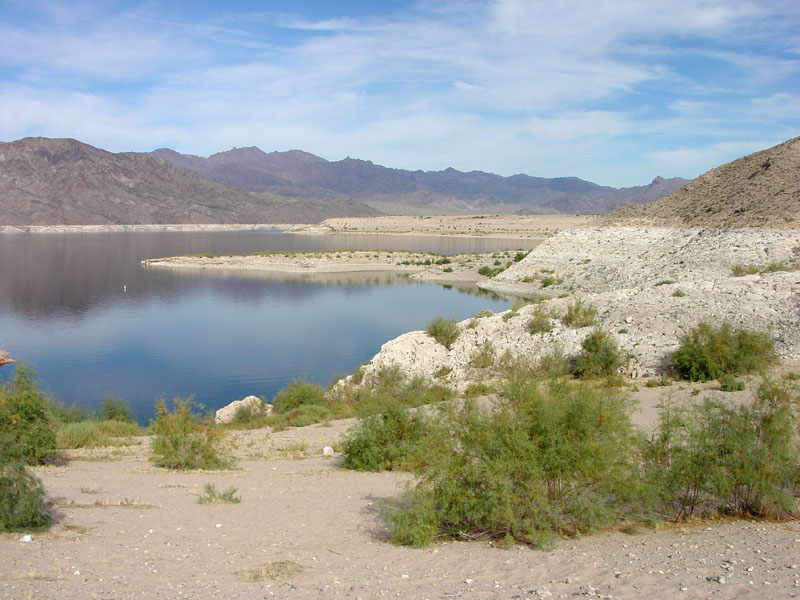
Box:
2, 214, 800, 599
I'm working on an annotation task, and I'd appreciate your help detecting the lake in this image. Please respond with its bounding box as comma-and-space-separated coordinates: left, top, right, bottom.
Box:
0, 230, 537, 423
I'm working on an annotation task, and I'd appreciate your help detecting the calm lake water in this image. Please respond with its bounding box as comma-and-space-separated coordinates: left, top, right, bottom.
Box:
0, 231, 537, 423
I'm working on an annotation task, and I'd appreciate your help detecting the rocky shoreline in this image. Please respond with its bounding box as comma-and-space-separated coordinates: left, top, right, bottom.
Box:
351, 227, 800, 387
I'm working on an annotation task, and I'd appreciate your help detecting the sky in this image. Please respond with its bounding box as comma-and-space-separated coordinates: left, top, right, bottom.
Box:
0, 0, 798, 187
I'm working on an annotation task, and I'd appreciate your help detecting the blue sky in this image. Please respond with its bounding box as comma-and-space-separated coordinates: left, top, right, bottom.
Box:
1, 0, 798, 186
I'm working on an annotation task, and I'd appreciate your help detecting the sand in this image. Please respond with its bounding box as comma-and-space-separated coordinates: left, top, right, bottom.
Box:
292, 214, 598, 238
3, 381, 800, 600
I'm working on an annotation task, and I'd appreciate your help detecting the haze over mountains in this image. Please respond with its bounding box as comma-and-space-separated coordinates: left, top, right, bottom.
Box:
0, 137, 689, 226
151, 146, 687, 216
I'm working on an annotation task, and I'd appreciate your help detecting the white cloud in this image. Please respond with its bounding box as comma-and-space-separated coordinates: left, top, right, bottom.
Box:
644, 140, 777, 173
0, 0, 798, 185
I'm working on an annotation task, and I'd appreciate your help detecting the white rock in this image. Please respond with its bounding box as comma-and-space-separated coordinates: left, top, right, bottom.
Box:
214, 395, 270, 424
322, 446, 335, 457
19, 534, 32, 543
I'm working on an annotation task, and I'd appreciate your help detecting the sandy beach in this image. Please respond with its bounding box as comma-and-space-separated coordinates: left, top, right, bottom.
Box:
3, 377, 800, 600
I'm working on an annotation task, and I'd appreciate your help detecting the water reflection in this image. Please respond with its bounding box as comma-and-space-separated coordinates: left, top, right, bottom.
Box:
0, 231, 530, 420
0, 231, 535, 317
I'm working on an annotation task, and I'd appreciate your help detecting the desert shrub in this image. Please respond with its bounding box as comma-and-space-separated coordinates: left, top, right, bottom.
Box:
96, 396, 134, 423
434, 366, 452, 379
572, 330, 628, 378
469, 341, 495, 369
150, 399, 232, 471
342, 397, 443, 472
271, 380, 327, 414
514, 251, 528, 262
654, 280, 674, 286
387, 383, 649, 548
670, 322, 775, 382
57, 419, 143, 449
731, 264, 760, 277
528, 306, 553, 335
719, 374, 745, 392
426, 316, 460, 349
54, 403, 91, 423
672, 289, 687, 298
561, 300, 597, 328
269, 404, 332, 429
0, 448, 51, 532
645, 380, 800, 520
197, 483, 241, 504
464, 383, 494, 398
537, 345, 571, 378
644, 377, 671, 389
0, 365, 57, 465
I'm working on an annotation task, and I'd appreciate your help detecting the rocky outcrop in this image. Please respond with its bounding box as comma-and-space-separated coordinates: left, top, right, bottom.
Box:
214, 395, 270, 424
0, 350, 13, 367
349, 227, 800, 387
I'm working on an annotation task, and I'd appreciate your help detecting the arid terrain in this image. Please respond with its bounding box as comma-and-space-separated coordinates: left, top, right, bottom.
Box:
4, 208, 800, 599
2, 376, 800, 600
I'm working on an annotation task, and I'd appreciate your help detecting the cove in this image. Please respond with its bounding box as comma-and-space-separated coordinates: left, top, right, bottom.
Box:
0, 230, 537, 422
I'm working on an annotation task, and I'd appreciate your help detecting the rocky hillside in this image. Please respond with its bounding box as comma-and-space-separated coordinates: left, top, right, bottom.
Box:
0, 138, 376, 225
151, 146, 687, 215
608, 137, 800, 228
348, 227, 800, 389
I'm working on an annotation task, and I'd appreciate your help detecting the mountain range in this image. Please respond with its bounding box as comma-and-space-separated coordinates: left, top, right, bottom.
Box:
150, 146, 687, 216
0, 137, 687, 225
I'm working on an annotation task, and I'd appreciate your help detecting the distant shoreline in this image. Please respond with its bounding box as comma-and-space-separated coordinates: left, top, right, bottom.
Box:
0, 214, 597, 236
0, 223, 298, 234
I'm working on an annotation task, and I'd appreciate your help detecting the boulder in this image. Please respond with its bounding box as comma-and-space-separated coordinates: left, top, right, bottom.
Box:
214, 395, 271, 424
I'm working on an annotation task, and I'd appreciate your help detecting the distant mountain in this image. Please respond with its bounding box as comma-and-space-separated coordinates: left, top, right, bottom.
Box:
150, 146, 688, 215
608, 137, 800, 229
0, 138, 377, 225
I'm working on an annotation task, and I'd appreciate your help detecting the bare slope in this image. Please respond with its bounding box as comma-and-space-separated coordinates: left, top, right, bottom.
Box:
608, 136, 800, 228
0, 138, 376, 225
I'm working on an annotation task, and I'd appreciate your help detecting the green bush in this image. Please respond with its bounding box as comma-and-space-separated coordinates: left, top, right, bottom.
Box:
271, 380, 326, 414
0, 365, 57, 465
269, 404, 332, 429
572, 330, 628, 378
342, 397, 442, 472
644, 377, 671, 388
426, 316, 460, 349
719, 374, 745, 392
731, 264, 760, 277
528, 306, 553, 335
56, 420, 143, 449
646, 380, 799, 519
469, 341, 495, 369
464, 383, 494, 398
197, 483, 241, 504
561, 300, 597, 328
670, 322, 776, 382
0, 455, 51, 532
96, 396, 134, 423
387, 383, 649, 548
150, 399, 232, 470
